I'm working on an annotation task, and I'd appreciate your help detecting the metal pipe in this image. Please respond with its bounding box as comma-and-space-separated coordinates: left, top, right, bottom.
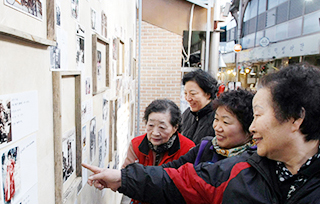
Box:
204, 0, 212, 71
136, 0, 142, 136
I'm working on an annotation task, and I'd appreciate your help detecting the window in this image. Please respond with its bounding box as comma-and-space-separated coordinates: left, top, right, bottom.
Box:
266, 8, 276, 27
275, 22, 288, 41
305, 0, 320, 14
288, 17, 302, 38
258, 0, 267, 14
257, 13, 266, 31
289, 0, 303, 20
248, 17, 257, 34
303, 10, 320, 35
265, 26, 276, 42
276, 2, 288, 24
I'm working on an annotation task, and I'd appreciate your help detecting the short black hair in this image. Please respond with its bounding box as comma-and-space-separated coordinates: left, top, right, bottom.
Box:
143, 99, 181, 129
182, 69, 218, 99
213, 89, 255, 134
259, 63, 320, 141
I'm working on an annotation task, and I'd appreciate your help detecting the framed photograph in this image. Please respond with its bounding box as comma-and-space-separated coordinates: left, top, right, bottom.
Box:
117, 38, 125, 76
52, 71, 82, 203
101, 11, 107, 39
4, 0, 43, 20
92, 34, 110, 95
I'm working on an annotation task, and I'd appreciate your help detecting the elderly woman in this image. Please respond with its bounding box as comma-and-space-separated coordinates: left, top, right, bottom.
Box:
121, 99, 195, 204
83, 63, 320, 204
181, 69, 218, 144
162, 89, 255, 169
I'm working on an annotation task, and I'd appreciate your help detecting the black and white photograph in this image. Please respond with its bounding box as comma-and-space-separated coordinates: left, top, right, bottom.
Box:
82, 125, 86, 152
91, 8, 96, 30
97, 50, 102, 80
101, 11, 107, 38
0, 99, 12, 145
98, 129, 103, 168
71, 0, 79, 20
56, 2, 61, 26
89, 117, 96, 163
76, 23, 85, 69
62, 129, 75, 183
49, 45, 61, 70
85, 77, 91, 95
102, 97, 108, 122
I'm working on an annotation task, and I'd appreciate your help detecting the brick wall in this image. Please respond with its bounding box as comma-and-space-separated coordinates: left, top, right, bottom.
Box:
136, 21, 183, 135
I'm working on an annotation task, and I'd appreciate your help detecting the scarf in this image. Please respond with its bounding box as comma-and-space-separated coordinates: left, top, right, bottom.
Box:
212, 136, 255, 158
148, 133, 177, 165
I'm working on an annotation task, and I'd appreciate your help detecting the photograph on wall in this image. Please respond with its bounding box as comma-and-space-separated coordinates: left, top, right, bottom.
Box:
1, 146, 20, 204
0, 91, 38, 149
97, 50, 102, 81
98, 129, 103, 168
82, 125, 86, 152
103, 125, 108, 165
112, 37, 117, 60
85, 77, 91, 95
112, 100, 117, 152
0, 134, 37, 204
71, 0, 79, 20
4, 0, 43, 20
102, 96, 108, 122
81, 99, 93, 125
76, 23, 85, 70
56, 1, 61, 26
49, 45, 61, 70
89, 117, 96, 163
50, 28, 68, 71
62, 128, 76, 183
101, 11, 107, 38
0, 98, 12, 146
91, 8, 96, 30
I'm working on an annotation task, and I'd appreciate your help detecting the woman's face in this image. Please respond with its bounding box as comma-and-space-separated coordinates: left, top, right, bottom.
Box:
249, 88, 294, 160
146, 111, 177, 146
213, 106, 250, 149
184, 81, 211, 112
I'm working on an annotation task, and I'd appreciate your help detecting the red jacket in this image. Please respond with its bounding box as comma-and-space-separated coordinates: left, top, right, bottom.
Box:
132, 132, 195, 166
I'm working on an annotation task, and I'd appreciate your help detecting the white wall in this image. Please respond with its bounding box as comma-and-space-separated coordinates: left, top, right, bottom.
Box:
0, 0, 137, 203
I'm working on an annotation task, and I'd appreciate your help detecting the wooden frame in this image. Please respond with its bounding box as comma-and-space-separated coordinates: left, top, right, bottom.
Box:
92, 34, 110, 95
108, 100, 113, 162
47, 0, 56, 41
53, 71, 82, 204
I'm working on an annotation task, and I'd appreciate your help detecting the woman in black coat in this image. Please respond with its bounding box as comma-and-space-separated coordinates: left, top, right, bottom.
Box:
181, 69, 218, 144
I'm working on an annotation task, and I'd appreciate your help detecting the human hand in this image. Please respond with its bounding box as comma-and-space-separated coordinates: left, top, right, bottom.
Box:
81, 163, 121, 192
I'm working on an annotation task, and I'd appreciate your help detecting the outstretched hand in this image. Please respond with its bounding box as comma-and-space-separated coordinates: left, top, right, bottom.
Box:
81, 163, 122, 192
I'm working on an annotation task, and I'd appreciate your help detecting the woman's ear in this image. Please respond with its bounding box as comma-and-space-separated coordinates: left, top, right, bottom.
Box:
292, 107, 305, 132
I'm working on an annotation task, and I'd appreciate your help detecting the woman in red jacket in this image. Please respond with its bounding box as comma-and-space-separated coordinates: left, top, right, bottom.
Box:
121, 99, 195, 204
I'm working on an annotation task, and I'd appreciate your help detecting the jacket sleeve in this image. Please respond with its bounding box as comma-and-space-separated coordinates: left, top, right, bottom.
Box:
119, 163, 186, 204
121, 141, 138, 169
161, 145, 199, 168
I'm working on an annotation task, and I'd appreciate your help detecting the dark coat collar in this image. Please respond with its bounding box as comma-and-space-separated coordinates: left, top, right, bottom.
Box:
190, 100, 213, 119
138, 132, 181, 156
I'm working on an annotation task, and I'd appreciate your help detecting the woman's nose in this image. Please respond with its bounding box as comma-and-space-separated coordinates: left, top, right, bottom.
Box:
185, 94, 191, 101
152, 128, 161, 135
213, 122, 222, 132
